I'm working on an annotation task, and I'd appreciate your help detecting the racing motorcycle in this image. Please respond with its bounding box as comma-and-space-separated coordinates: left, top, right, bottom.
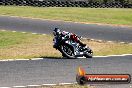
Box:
53, 34, 93, 59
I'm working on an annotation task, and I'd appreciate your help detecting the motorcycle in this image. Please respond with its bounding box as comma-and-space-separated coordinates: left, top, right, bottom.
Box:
53, 34, 93, 59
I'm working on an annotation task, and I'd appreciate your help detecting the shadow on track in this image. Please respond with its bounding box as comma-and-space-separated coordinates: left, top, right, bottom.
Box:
39, 56, 79, 59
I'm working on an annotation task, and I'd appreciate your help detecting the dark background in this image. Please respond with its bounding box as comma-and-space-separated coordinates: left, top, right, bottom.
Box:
0, 0, 132, 8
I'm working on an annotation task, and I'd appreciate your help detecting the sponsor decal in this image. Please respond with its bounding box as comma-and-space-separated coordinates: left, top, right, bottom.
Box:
76, 67, 131, 85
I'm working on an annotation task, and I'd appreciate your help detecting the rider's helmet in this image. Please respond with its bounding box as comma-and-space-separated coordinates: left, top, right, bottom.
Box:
53, 28, 61, 36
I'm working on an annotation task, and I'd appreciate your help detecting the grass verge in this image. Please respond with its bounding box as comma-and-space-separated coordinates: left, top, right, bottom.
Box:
0, 6, 132, 26
38, 84, 94, 88
0, 30, 131, 59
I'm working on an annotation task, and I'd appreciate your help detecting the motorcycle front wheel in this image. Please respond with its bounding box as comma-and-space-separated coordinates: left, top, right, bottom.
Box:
84, 49, 93, 58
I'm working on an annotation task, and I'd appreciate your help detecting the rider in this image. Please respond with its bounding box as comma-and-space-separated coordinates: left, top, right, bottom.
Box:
53, 28, 86, 48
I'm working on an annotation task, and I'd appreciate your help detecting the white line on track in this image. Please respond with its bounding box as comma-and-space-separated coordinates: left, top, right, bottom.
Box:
32, 33, 37, 34
90, 39, 95, 41
27, 85, 41, 87
93, 56, 110, 58
42, 84, 57, 86
13, 86, 26, 88
16, 59, 30, 61
12, 31, 16, 32
59, 83, 74, 85
30, 58, 43, 60
1, 30, 6, 31
120, 42, 125, 44
22, 32, 26, 33
94, 54, 132, 58
97, 40, 103, 42
0, 60, 9, 61
107, 41, 113, 43
42, 34, 46, 35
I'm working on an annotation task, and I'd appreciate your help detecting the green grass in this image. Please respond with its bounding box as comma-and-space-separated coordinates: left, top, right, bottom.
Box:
0, 31, 34, 48
0, 6, 132, 25
0, 30, 131, 59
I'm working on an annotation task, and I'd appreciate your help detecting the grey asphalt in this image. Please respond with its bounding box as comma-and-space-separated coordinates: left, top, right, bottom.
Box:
0, 16, 132, 43
0, 55, 132, 87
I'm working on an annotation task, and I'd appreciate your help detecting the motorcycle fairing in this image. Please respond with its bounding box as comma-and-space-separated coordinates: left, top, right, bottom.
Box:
64, 40, 85, 57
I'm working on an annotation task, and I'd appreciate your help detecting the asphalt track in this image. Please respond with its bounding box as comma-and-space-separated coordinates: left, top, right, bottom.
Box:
0, 55, 132, 87
0, 16, 132, 88
0, 16, 132, 43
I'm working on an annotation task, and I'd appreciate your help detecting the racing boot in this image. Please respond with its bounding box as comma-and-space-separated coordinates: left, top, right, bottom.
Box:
79, 41, 87, 48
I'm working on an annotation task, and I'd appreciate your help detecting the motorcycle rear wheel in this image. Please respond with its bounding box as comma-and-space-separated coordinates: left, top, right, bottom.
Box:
60, 44, 75, 59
